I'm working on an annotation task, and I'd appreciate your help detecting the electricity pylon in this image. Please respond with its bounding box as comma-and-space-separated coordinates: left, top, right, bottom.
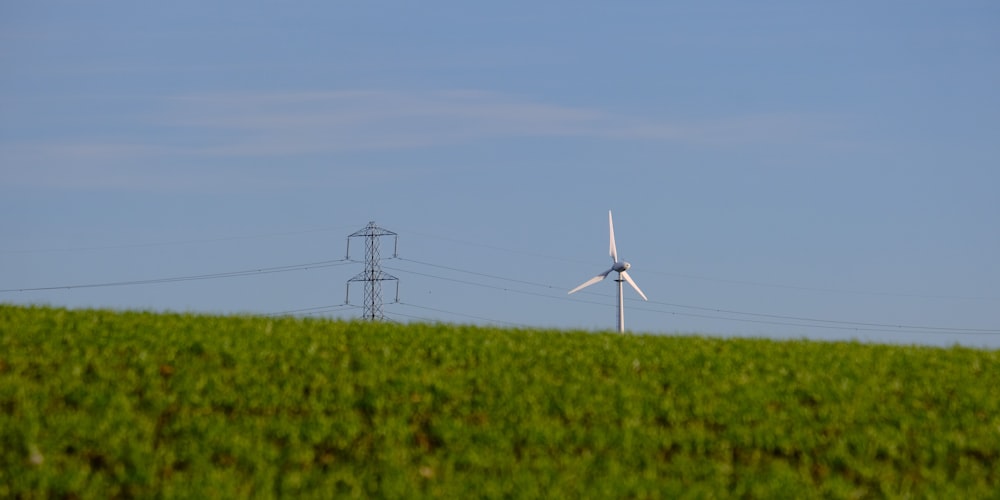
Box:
346, 221, 398, 320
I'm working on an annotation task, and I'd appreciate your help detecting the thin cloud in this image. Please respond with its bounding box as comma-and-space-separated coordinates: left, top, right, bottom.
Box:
2, 89, 833, 191
162, 90, 828, 154
162, 90, 610, 155
611, 113, 830, 146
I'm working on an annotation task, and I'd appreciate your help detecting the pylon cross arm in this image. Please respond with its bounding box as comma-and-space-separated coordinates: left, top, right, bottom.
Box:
348, 271, 398, 282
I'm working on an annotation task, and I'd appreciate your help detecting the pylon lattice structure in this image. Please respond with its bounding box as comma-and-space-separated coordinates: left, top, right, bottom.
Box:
345, 221, 399, 321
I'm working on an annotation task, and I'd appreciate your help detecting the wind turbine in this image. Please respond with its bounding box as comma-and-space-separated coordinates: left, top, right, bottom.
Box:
568, 210, 648, 333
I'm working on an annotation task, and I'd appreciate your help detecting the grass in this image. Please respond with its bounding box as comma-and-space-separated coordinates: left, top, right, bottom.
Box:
2, 305, 998, 497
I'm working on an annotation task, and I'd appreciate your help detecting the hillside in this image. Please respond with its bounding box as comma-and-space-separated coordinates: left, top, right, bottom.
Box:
1, 305, 998, 497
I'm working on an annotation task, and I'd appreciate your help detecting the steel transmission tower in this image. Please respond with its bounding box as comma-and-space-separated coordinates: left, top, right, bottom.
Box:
345, 221, 399, 320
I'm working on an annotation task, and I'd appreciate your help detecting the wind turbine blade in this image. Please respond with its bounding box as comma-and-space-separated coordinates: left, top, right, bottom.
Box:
568, 269, 613, 295
620, 271, 648, 301
608, 210, 618, 262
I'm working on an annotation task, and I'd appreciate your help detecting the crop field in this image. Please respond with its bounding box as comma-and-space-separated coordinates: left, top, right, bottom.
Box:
2, 305, 999, 498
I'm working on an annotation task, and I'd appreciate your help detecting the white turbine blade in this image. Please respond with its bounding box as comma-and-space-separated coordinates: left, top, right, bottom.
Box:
620, 271, 648, 301
568, 269, 612, 295
608, 210, 618, 262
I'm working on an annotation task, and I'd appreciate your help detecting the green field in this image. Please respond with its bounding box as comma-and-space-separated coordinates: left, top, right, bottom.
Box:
1, 305, 998, 498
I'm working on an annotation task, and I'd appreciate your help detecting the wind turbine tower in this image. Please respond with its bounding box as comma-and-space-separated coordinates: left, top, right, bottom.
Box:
568, 210, 648, 333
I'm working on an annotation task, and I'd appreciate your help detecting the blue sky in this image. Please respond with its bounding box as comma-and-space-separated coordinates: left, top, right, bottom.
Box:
2, 2, 998, 347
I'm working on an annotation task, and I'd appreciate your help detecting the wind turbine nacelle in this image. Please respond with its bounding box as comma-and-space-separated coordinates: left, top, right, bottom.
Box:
613, 261, 630, 272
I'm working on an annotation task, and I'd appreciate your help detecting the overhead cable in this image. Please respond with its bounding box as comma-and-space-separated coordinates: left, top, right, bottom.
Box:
0, 259, 351, 293
386, 259, 1000, 336
400, 230, 997, 301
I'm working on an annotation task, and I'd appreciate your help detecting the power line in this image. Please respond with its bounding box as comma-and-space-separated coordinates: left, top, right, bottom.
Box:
396, 257, 561, 290
401, 229, 998, 302
266, 300, 519, 327
641, 299, 1000, 334
399, 229, 583, 264
393, 302, 528, 328
626, 303, 1000, 336
266, 303, 358, 317
382, 265, 562, 302
0, 225, 354, 255
384, 310, 439, 323
0, 259, 352, 293
385, 259, 1000, 336
5, 226, 996, 337
641, 269, 999, 302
